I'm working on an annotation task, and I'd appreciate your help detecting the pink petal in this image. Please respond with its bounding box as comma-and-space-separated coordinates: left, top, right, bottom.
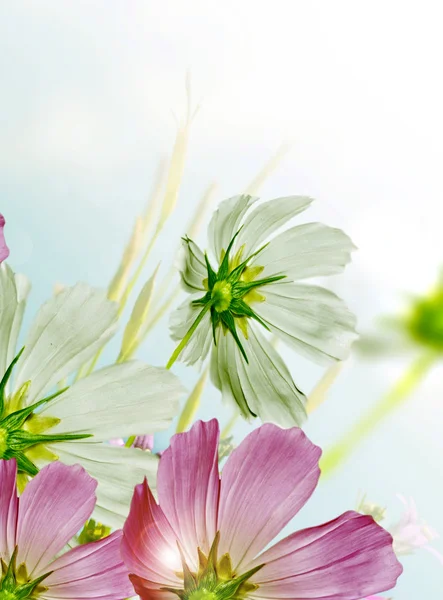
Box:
16, 462, 97, 577
248, 511, 402, 599
43, 531, 133, 599
122, 479, 182, 589
218, 424, 321, 571
0, 213, 9, 263
134, 434, 155, 451
129, 575, 178, 600
157, 419, 220, 564
0, 459, 18, 560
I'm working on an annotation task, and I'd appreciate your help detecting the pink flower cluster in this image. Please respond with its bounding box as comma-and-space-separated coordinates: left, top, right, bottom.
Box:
1, 421, 402, 599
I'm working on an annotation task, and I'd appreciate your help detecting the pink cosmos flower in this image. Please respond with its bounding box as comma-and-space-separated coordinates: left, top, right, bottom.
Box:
0, 214, 9, 263
0, 459, 132, 599
122, 419, 402, 600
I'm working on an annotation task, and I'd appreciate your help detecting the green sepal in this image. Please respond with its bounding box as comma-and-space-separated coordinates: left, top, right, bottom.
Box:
7, 429, 93, 452
0, 387, 68, 433
177, 543, 198, 593
231, 274, 286, 297
205, 253, 217, 290
210, 308, 220, 345
215, 564, 264, 600
0, 347, 25, 417
220, 312, 248, 363
0, 546, 52, 598
225, 243, 268, 285
217, 228, 243, 280
14, 453, 39, 477
200, 532, 219, 588
230, 299, 270, 331
159, 531, 264, 600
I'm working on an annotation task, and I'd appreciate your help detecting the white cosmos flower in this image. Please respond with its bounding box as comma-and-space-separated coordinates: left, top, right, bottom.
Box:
169, 194, 357, 426
0, 263, 184, 528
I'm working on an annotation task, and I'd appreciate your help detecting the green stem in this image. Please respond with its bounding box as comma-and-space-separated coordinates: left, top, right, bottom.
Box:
320, 352, 437, 478
166, 303, 212, 370
125, 435, 136, 448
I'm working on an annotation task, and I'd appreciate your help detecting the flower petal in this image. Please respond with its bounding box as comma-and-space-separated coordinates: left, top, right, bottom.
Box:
14, 283, 118, 405
208, 194, 257, 260
6, 273, 31, 370
253, 222, 355, 280
0, 265, 30, 379
0, 213, 9, 263
122, 479, 182, 589
129, 577, 178, 600
16, 462, 97, 578
247, 511, 402, 599
170, 295, 212, 366
0, 264, 18, 377
210, 326, 307, 426
157, 420, 220, 565
0, 459, 18, 561
39, 361, 184, 441
180, 238, 207, 292
256, 283, 357, 363
239, 196, 313, 254
43, 531, 132, 600
47, 441, 159, 529
218, 424, 321, 572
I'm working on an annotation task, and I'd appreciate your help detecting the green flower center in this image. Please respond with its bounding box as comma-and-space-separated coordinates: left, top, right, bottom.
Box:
0, 349, 92, 477
407, 287, 443, 350
167, 229, 286, 369
0, 547, 50, 599
211, 281, 232, 313
189, 591, 217, 600
163, 532, 263, 600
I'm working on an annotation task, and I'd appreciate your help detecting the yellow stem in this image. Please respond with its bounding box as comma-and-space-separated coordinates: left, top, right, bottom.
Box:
118, 228, 161, 317
221, 412, 239, 439
176, 368, 208, 433
320, 352, 437, 478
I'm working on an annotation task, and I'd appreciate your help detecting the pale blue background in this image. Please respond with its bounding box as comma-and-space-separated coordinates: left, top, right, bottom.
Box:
2, 2, 443, 597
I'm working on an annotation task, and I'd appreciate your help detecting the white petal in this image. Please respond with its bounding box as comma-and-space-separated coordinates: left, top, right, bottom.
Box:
210, 326, 306, 426
210, 331, 252, 419
253, 222, 355, 280
7, 273, 31, 369
47, 441, 158, 529
256, 283, 358, 363
14, 283, 118, 404
208, 194, 257, 260
180, 238, 206, 292
240, 195, 313, 254
169, 296, 212, 365
39, 361, 184, 441
0, 264, 19, 377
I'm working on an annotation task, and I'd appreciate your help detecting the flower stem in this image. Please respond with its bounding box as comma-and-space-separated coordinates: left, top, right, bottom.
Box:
221, 412, 239, 439
176, 367, 208, 433
320, 352, 437, 478
125, 435, 136, 448
166, 302, 212, 370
